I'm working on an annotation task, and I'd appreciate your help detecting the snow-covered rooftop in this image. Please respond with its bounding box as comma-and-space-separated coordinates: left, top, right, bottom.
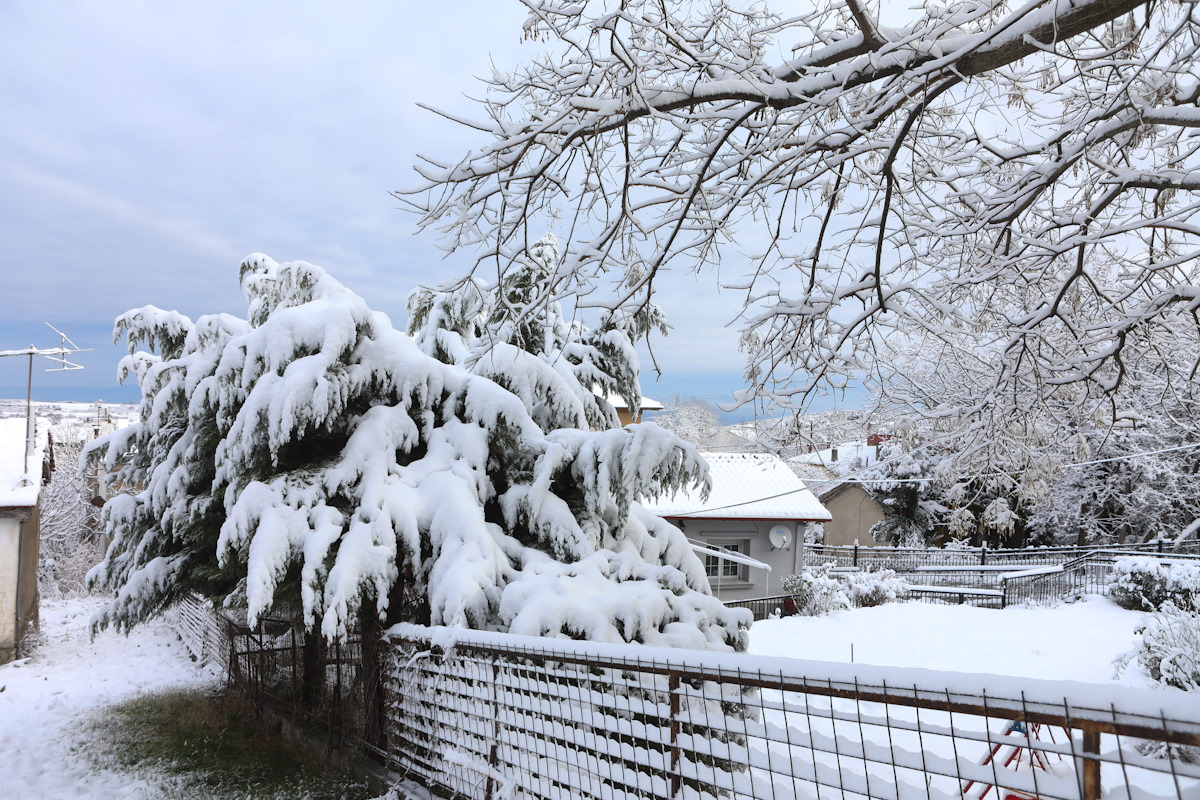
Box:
605, 393, 664, 412
644, 452, 831, 521
0, 416, 47, 508
790, 440, 877, 468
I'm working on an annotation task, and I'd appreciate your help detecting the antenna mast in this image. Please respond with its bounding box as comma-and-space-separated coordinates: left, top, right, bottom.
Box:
0, 324, 90, 481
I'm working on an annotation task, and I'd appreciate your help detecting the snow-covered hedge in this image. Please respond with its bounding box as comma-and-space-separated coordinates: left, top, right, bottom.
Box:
781, 564, 849, 616
841, 569, 911, 608
1109, 558, 1200, 613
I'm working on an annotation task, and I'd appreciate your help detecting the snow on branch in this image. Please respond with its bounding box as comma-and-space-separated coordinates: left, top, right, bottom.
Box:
406, 0, 1200, 459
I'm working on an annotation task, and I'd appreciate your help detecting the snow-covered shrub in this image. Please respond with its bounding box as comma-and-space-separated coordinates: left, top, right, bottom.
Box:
840, 569, 910, 608
782, 564, 849, 616
85, 254, 750, 654
1116, 604, 1200, 693
1109, 558, 1200, 613
39, 425, 106, 599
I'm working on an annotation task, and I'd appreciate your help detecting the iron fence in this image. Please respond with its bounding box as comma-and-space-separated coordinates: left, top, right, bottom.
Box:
384, 624, 1200, 800
1000, 550, 1200, 608
175, 600, 387, 761
805, 540, 1200, 573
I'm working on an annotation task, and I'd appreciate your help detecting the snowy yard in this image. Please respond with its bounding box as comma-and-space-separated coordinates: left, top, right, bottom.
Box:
747, 597, 1156, 688
0, 597, 219, 798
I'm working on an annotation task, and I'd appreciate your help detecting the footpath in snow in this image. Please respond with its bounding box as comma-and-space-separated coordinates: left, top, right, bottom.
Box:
0, 597, 219, 799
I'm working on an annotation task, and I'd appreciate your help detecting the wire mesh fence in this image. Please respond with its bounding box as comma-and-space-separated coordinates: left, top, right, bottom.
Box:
383, 625, 1200, 800
172, 583, 1200, 800
172, 593, 231, 669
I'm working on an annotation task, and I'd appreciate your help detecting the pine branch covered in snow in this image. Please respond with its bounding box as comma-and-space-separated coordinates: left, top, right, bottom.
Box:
407, 233, 668, 433
86, 255, 748, 653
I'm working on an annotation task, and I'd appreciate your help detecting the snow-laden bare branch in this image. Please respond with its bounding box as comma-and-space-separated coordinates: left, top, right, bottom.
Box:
407, 0, 1200, 446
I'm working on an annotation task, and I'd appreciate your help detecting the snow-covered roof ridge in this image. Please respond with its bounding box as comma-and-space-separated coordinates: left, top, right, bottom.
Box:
643, 451, 830, 521
604, 392, 664, 411
0, 416, 48, 508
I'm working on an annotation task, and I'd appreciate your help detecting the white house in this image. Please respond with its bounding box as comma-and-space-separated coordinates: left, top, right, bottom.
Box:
643, 452, 831, 601
0, 417, 49, 664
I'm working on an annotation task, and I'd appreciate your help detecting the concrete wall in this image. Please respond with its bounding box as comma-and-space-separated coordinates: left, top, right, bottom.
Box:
673, 518, 811, 603
0, 508, 39, 664
820, 485, 885, 548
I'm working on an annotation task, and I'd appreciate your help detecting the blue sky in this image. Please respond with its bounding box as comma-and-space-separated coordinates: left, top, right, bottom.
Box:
0, 1, 859, 421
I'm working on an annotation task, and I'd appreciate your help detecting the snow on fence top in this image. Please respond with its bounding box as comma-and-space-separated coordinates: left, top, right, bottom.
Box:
0, 416, 46, 508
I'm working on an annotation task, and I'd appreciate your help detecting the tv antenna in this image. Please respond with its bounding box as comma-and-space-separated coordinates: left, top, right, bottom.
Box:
0, 323, 91, 481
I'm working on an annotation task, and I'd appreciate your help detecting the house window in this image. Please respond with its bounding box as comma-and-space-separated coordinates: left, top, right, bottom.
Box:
704, 540, 749, 581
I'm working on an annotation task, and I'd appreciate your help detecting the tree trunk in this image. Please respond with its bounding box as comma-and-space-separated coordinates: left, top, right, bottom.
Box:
301, 629, 326, 708
360, 599, 387, 751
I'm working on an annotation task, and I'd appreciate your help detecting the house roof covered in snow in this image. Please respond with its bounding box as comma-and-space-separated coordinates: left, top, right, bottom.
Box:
790, 440, 877, 469
0, 417, 48, 508
604, 393, 664, 412
643, 452, 831, 521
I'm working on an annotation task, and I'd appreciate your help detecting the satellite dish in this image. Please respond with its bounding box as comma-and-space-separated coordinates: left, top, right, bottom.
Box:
768, 525, 792, 549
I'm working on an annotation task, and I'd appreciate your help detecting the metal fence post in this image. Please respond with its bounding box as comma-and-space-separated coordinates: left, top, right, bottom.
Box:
486, 655, 501, 800
1081, 724, 1101, 800
669, 670, 681, 799
853, 544, 859, 568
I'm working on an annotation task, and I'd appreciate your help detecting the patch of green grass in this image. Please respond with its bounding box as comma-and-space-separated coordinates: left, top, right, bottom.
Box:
86, 686, 375, 800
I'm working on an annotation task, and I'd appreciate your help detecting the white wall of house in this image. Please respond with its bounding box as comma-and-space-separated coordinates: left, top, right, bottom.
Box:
675, 518, 811, 602
0, 516, 24, 662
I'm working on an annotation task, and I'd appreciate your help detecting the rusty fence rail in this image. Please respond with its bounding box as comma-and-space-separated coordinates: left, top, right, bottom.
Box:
384, 624, 1200, 800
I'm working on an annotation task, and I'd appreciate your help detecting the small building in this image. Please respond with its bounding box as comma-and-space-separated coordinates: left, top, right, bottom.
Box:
788, 461, 887, 548
605, 393, 664, 426
643, 452, 831, 601
1, 417, 50, 664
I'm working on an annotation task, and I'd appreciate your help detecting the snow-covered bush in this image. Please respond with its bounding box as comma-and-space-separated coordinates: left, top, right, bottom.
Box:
1109, 558, 1200, 613
1117, 604, 1200, 694
86, 255, 750, 654
782, 564, 849, 616
39, 425, 106, 599
840, 569, 910, 608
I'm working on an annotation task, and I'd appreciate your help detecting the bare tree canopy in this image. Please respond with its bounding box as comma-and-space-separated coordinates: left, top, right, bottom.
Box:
408, 0, 1200, 454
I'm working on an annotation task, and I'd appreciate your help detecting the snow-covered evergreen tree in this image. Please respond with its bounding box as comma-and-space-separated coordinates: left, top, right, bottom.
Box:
86, 254, 748, 653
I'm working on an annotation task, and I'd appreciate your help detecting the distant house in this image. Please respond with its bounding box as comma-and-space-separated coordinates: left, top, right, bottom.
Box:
642, 452, 831, 601
789, 453, 887, 548
605, 393, 664, 426
1, 417, 50, 664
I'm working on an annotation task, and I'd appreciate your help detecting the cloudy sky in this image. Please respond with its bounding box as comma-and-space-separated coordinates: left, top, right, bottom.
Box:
0, 1, 841, 419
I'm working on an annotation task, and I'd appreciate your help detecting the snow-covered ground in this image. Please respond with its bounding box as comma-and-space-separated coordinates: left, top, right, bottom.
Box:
0, 597, 219, 799
0, 595, 1166, 798
747, 596, 1156, 688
